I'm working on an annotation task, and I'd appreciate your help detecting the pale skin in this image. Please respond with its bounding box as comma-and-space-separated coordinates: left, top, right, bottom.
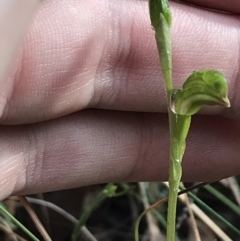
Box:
0, 0, 240, 201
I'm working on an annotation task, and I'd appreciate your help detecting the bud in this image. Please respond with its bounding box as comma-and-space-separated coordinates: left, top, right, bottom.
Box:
149, 0, 172, 30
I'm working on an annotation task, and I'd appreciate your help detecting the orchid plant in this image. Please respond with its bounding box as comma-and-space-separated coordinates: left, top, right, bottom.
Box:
148, 0, 230, 240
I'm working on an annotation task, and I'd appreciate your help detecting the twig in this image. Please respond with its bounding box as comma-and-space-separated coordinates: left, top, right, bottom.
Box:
0, 222, 26, 241
138, 182, 165, 241
226, 177, 240, 206
183, 193, 201, 241
21, 197, 98, 241
163, 182, 232, 241
17, 196, 52, 241
36, 194, 52, 236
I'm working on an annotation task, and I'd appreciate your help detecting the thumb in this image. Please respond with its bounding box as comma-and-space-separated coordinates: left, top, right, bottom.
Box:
0, 0, 38, 80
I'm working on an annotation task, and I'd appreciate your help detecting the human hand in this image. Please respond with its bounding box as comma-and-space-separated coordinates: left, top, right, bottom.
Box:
1, 0, 240, 200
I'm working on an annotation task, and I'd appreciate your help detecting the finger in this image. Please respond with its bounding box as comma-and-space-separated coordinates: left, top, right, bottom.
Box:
1, 110, 239, 200
180, 0, 240, 14
2, 1, 240, 124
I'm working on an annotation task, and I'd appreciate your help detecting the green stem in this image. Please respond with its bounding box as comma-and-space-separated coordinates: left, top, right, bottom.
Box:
167, 113, 190, 241
167, 161, 181, 241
